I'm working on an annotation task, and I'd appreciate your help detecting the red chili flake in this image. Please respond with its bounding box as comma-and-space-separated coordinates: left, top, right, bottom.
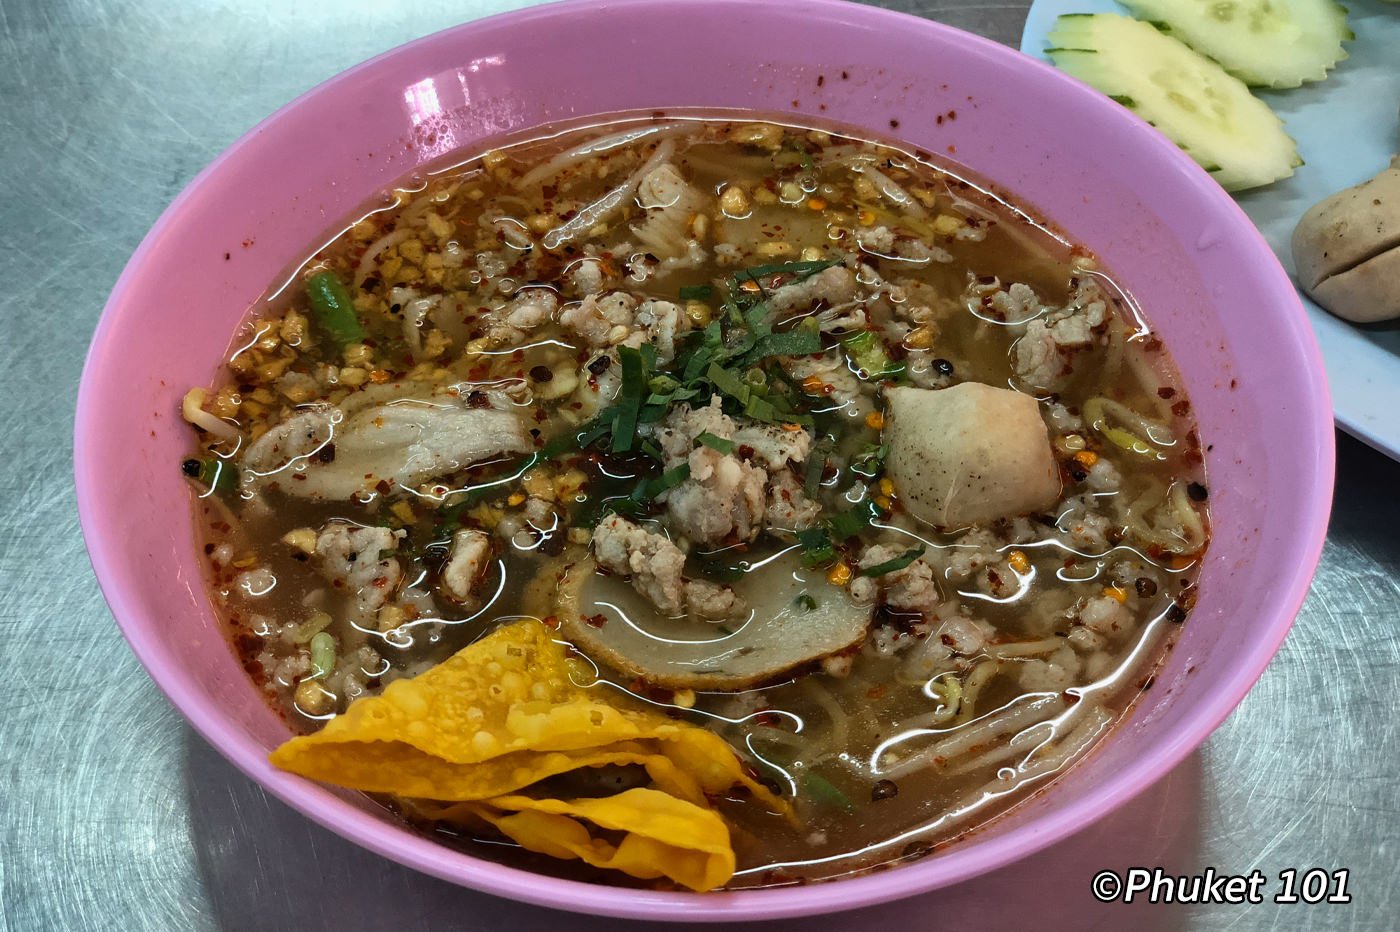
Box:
1157, 387, 1176, 399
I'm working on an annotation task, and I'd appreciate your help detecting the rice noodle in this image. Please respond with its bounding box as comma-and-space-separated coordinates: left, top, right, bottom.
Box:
1014, 706, 1114, 781
944, 719, 1055, 776
841, 156, 928, 220
516, 121, 691, 189
1123, 480, 1206, 554
875, 693, 1065, 780
1171, 482, 1207, 551
354, 229, 410, 287
954, 659, 999, 725
800, 679, 850, 761
985, 637, 1066, 660
1084, 396, 1174, 449
746, 723, 805, 752
428, 294, 472, 348
402, 296, 438, 355
541, 138, 676, 251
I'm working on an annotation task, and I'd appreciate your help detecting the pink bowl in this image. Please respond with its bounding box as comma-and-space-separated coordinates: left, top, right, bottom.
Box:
75, 0, 1333, 921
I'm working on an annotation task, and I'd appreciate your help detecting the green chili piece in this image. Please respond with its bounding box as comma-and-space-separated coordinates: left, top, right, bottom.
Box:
305, 271, 367, 346
802, 772, 855, 813
188, 458, 237, 494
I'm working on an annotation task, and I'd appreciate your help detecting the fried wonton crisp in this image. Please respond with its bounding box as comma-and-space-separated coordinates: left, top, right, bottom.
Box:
269, 619, 784, 891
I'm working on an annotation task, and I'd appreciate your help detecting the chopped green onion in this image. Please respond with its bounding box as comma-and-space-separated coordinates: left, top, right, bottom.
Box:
859, 546, 925, 577
696, 431, 736, 454
841, 330, 904, 381
648, 374, 681, 395
308, 632, 337, 680
304, 271, 366, 346
679, 284, 714, 301
793, 591, 819, 612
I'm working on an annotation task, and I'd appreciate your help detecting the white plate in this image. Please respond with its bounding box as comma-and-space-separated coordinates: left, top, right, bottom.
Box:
1021, 0, 1400, 460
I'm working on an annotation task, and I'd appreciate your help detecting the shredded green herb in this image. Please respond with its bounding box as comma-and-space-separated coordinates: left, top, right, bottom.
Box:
796, 526, 836, 567
573, 255, 845, 457
635, 462, 691, 501
828, 498, 882, 540
678, 284, 714, 301
730, 258, 838, 288
804, 438, 833, 496
686, 550, 748, 583
859, 546, 925, 577
610, 345, 646, 453
849, 443, 888, 479
793, 591, 819, 612
696, 431, 736, 454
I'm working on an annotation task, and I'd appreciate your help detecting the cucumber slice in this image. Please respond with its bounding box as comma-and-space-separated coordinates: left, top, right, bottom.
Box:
1048, 14, 1300, 192
1119, 0, 1351, 89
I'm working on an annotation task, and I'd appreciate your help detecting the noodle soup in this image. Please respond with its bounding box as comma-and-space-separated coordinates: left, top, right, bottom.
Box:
181, 115, 1207, 888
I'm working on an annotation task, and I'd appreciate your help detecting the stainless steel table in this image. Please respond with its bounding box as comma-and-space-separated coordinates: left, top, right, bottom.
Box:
2, 1, 1394, 929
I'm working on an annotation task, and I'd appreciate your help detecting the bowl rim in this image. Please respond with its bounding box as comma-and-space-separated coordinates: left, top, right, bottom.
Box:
75, 0, 1335, 920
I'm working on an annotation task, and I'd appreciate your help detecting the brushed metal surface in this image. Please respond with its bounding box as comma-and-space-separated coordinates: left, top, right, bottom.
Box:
1, 1, 1394, 929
